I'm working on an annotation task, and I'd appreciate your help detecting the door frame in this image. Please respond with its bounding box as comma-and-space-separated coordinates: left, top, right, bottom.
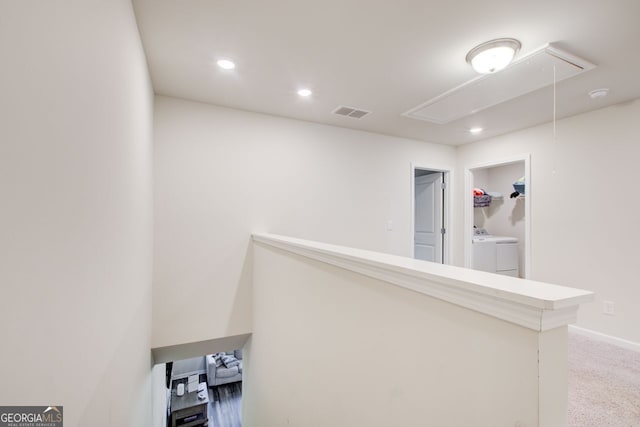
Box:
463, 153, 531, 278
410, 162, 453, 264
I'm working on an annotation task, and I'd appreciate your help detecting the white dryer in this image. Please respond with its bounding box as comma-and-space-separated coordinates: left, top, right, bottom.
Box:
472, 229, 519, 277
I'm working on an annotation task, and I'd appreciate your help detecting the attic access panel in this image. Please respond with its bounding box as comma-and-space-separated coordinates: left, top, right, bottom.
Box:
403, 44, 596, 124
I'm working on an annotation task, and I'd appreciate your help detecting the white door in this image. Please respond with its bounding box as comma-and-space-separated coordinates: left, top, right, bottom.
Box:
414, 173, 443, 262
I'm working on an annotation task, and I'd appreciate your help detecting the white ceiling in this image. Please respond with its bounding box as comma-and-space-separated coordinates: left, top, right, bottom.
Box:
133, 0, 640, 145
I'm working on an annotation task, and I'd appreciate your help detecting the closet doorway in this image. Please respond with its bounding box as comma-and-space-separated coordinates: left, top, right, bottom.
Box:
411, 164, 451, 264
464, 155, 531, 278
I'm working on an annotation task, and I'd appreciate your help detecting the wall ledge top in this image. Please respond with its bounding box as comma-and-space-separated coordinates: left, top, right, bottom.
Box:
252, 233, 594, 331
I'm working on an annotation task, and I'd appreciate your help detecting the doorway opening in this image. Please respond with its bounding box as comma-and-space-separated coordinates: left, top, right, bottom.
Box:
411, 164, 451, 264
464, 154, 531, 278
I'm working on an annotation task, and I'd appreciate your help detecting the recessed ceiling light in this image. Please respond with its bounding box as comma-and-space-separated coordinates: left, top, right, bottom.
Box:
588, 88, 609, 99
216, 59, 236, 70
469, 127, 483, 134
297, 88, 312, 97
466, 38, 521, 74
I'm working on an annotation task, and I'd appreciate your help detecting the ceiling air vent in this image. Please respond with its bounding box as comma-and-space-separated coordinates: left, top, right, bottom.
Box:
332, 105, 371, 119
402, 43, 596, 124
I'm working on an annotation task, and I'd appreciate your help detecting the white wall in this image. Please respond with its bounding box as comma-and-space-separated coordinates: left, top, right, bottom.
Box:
153, 96, 456, 348
246, 242, 567, 426
485, 162, 525, 237
456, 99, 640, 343
152, 364, 169, 427
472, 168, 489, 227
0, 1, 153, 426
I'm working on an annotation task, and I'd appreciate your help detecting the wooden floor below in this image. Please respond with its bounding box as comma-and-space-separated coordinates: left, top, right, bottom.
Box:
208, 382, 242, 427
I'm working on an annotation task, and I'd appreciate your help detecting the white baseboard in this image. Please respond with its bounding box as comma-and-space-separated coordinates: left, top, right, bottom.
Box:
569, 325, 640, 353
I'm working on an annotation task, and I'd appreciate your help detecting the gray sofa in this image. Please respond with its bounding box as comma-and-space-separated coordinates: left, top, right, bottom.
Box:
206, 350, 243, 386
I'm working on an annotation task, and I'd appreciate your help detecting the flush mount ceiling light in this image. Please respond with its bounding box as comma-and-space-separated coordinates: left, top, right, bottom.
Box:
216, 59, 236, 70
297, 88, 312, 97
466, 38, 521, 74
469, 127, 483, 134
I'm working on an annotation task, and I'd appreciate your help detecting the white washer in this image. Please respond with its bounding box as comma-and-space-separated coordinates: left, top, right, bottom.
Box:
472, 229, 519, 277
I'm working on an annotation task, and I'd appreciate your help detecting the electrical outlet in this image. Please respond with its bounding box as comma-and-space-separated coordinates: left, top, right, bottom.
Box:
386, 220, 393, 231
603, 300, 615, 316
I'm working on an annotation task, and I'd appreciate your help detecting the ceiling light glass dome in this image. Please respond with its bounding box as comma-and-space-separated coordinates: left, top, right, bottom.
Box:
466, 38, 521, 74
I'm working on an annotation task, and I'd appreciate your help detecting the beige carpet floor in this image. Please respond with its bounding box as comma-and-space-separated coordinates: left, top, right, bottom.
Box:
568, 331, 640, 426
